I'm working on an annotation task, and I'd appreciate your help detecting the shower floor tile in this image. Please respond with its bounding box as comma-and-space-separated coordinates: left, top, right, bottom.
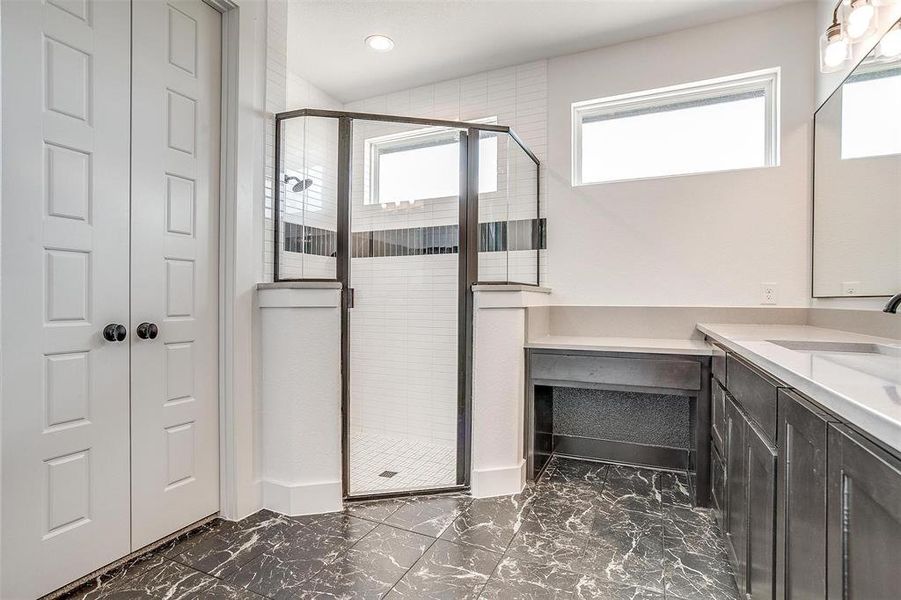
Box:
349, 431, 457, 495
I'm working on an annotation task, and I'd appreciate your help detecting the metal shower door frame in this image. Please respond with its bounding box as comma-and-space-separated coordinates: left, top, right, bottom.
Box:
272, 108, 540, 501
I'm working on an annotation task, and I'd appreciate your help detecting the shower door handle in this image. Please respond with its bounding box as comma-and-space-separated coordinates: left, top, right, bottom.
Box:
346, 288, 354, 309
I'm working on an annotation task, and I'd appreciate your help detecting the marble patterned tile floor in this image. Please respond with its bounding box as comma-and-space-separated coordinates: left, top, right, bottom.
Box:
58, 457, 740, 600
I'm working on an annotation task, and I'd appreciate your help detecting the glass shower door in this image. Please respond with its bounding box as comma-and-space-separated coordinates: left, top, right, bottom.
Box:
347, 119, 467, 496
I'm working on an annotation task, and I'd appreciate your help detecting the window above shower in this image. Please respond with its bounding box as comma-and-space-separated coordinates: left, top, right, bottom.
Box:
364, 120, 498, 207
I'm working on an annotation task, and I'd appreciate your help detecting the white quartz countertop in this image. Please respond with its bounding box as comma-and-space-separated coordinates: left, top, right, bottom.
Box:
698, 323, 901, 454
526, 335, 713, 356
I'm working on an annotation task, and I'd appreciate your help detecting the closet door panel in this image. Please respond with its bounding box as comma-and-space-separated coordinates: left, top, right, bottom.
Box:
1, 1, 131, 597
129, 0, 221, 550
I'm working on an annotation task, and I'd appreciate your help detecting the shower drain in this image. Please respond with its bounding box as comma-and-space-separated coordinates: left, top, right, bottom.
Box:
379, 470, 399, 478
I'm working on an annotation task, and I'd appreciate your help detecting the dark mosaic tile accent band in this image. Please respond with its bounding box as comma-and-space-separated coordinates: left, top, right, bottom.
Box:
282, 218, 547, 258
283, 222, 337, 257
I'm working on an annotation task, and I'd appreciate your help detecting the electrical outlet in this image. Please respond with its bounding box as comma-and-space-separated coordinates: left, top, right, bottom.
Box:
842, 281, 861, 296
761, 283, 777, 305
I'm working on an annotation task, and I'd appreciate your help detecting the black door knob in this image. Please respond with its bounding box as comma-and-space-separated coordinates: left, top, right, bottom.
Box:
103, 323, 127, 342
136, 322, 159, 340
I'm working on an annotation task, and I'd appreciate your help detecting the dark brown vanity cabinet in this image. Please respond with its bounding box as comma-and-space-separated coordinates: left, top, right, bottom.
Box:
724, 395, 748, 593
708, 344, 901, 600
827, 424, 901, 600
776, 390, 832, 600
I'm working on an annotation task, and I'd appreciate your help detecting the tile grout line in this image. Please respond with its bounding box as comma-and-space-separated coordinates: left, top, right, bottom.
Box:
379, 496, 493, 597
381, 535, 441, 597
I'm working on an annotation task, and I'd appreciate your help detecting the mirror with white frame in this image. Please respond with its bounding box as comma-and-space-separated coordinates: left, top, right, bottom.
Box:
813, 19, 901, 298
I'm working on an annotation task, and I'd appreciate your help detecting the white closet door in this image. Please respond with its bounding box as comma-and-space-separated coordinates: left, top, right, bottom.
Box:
130, 0, 221, 550
0, 1, 132, 598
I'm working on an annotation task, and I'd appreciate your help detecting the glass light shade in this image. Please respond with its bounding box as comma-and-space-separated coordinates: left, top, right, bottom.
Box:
846, 0, 877, 40
880, 25, 901, 58
820, 25, 851, 72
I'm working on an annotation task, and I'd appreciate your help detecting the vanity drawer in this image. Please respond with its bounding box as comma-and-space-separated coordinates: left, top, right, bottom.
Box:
530, 353, 701, 391
726, 354, 779, 443
711, 342, 727, 385
712, 379, 726, 454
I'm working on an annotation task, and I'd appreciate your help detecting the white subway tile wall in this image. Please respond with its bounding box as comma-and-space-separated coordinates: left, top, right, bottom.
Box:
264, 0, 343, 281
278, 116, 340, 279
348, 120, 460, 492
263, 0, 287, 283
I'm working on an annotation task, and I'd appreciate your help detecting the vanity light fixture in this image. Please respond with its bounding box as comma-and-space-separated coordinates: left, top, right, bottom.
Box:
819, 0, 884, 72
365, 34, 395, 52
821, 20, 851, 71
880, 21, 901, 58
847, 0, 877, 39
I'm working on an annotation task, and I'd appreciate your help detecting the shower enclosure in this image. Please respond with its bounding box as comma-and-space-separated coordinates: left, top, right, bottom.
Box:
273, 109, 541, 498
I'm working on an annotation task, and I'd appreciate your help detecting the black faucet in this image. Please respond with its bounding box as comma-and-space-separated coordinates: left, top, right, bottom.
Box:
885, 292, 901, 314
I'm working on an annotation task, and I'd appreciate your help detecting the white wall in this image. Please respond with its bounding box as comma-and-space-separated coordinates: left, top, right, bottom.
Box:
224, 0, 340, 521
259, 286, 342, 515
220, 0, 269, 521
546, 3, 816, 306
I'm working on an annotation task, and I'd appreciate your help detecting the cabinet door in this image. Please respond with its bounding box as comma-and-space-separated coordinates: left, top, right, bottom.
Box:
776, 390, 830, 600
725, 396, 748, 594
827, 425, 901, 600
712, 445, 726, 529
748, 421, 776, 600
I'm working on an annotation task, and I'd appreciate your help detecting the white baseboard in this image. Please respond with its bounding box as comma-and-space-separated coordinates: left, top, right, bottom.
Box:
470, 461, 526, 498
262, 478, 343, 516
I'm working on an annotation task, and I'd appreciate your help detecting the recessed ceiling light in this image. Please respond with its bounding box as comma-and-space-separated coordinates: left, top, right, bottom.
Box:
365, 34, 395, 52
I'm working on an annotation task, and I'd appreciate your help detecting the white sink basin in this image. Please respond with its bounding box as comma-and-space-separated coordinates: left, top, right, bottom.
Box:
768, 339, 901, 384
768, 340, 901, 357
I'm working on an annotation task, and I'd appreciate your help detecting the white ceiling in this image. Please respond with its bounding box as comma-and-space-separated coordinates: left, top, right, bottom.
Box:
286, 0, 791, 103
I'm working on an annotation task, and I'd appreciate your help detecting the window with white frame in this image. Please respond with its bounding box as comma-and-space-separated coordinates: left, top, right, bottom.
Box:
365, 120, 498, 206
572, 68, 780, 185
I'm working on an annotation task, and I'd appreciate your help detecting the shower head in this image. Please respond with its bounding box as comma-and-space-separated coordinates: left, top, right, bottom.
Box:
285, 175, 313, 193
